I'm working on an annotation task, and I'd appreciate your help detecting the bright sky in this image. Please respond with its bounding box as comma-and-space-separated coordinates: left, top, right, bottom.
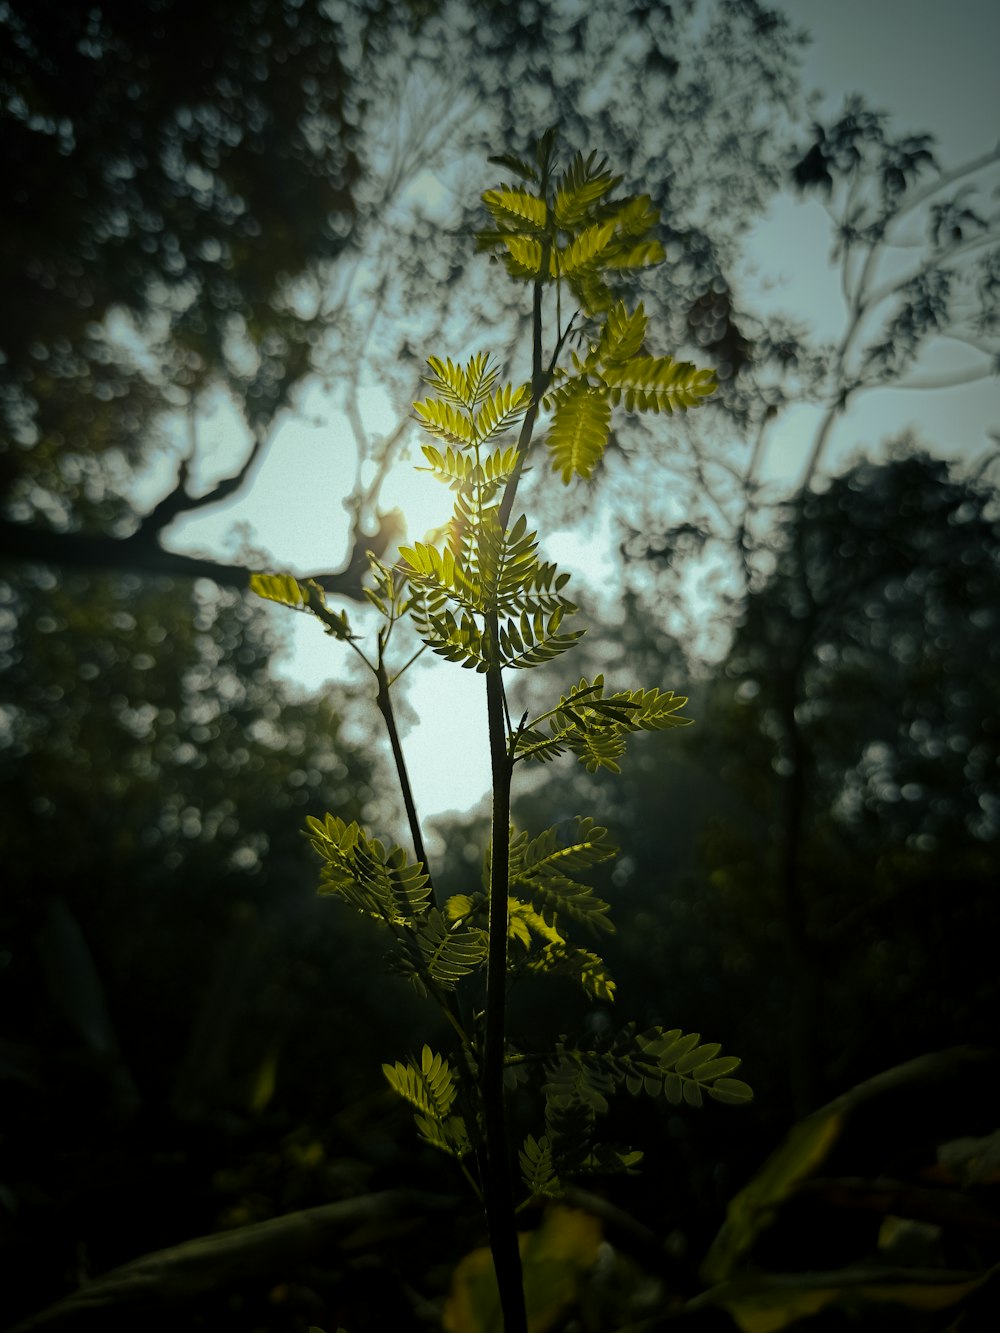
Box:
167, 2, 999, 825
747, 0, 999, 486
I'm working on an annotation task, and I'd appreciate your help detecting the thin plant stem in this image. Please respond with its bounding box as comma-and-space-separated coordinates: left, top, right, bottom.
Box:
478, 213, 555, 1324
483, 609, 525, 1333
374, 659, 432, 883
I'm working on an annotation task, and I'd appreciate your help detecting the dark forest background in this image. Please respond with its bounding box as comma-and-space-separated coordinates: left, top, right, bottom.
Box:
2, 1, 998, 1329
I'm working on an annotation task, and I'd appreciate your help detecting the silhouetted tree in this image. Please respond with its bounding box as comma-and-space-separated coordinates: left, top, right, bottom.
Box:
701, 448, 1000, 1111
0, 0, 809, 593
0, 566, 436, 1321
618, 100, 999, 634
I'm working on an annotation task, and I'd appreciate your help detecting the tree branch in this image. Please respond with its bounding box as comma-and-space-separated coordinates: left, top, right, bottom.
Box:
135, 419, 270, 541
0, 507, 404, 600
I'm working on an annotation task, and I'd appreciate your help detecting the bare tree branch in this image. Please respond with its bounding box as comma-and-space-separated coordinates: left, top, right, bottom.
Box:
135, 420, 270, 542
0, 505, 404, 599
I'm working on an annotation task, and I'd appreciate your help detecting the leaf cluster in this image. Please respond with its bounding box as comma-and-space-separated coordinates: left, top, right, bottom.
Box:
478, 148, 666, 311
543, 299, 717, 482
515, 673, 691, 773
248, 572, 354, 642
383, 1045, 472, 1160
441, 817, 617, 1003
479, 148, 719, 484
520, 1026, 751, 1199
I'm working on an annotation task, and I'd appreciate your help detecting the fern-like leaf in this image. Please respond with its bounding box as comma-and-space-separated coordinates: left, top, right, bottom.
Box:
544, 1048, 616, 1116
598, 300, 648, 364
552, 150, 621, 228
472, 381, 531, 445
500, 233, 545, 279
526, 942, 616, 1001
520, 1134, 562, 1198
383, 1044, 459, 1119
250, 572, 353, 640
545, 379, 612, 483
516, 675, 691, 773
306, 815, 431, 923
621, 1027, 753, 1107
601, 355, 717, 414
425, 353, 500, 410
509, 818, 616, 935
556, 221, 616, 277
496, 607, 584, 670
507, 896, 564, 949
249, 571, 308, 609
482, 186, 547, 231
414, 1112, 472, 1159
406, 908, 488, 989
413, 395, 475, 446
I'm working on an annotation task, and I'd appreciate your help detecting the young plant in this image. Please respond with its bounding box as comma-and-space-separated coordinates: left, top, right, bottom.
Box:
251, 131, 752, 1332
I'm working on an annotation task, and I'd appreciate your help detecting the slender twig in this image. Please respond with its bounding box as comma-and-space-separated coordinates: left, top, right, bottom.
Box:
374, 657, 432, 885
386, 643, 428, 689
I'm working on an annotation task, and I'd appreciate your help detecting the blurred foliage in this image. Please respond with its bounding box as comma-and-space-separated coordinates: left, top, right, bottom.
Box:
1, 0, 384, 456
0, 566, 441, 1326
481, 449, 1000, 1262
2, 0, 998, 1327
702, 448, 1000, 1110
694, 1049, 1000, 1331
3, 416, 998, 1333
0, 0, 809, 586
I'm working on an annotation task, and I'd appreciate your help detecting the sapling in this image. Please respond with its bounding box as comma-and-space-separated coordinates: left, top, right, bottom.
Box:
251, 130, 752, 1333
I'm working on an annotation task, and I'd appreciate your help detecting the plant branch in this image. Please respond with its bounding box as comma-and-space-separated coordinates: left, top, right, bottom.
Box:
479, 235, 560, 1330
483, 607, 525, 1333
374, 660, 432, 887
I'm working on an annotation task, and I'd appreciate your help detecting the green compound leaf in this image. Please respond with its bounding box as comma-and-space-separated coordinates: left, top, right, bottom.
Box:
417, 443, 473, 491
414, 604, 491, 671
472, 380, 531, 446
414, 1112, 472, 1159
250, 572, 353, 641
602, 237, 667, 271
405, 907, 488, 990
622, 1027, 752, 1108
499, 233, 546, 279
401, 506, 580, 671
363, 552, 410, 622
507, 896, 564, 948
383, 1044, 459, 1120
413, 395, 475, 447
496, 608, 584, 670
556, 220, 616, 277
414, 354, 528, 453
553, 150, 621, 228
545, 379, 612, 483
482, 185, 547, 231
305, 815, 431, 924
601, 354, 718, 414
249, 571, 309, 609
544, 1046, 617, 1117
426, 352, 499, 410
598, 300, 649, 365
509, 818, 617, 936
516, 674, 691, 772
520, 1133, 562, 1198
526, 942, 616, 1002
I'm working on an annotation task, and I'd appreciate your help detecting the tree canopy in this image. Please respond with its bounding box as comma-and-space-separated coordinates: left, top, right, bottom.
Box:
0, 0, 809, 594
